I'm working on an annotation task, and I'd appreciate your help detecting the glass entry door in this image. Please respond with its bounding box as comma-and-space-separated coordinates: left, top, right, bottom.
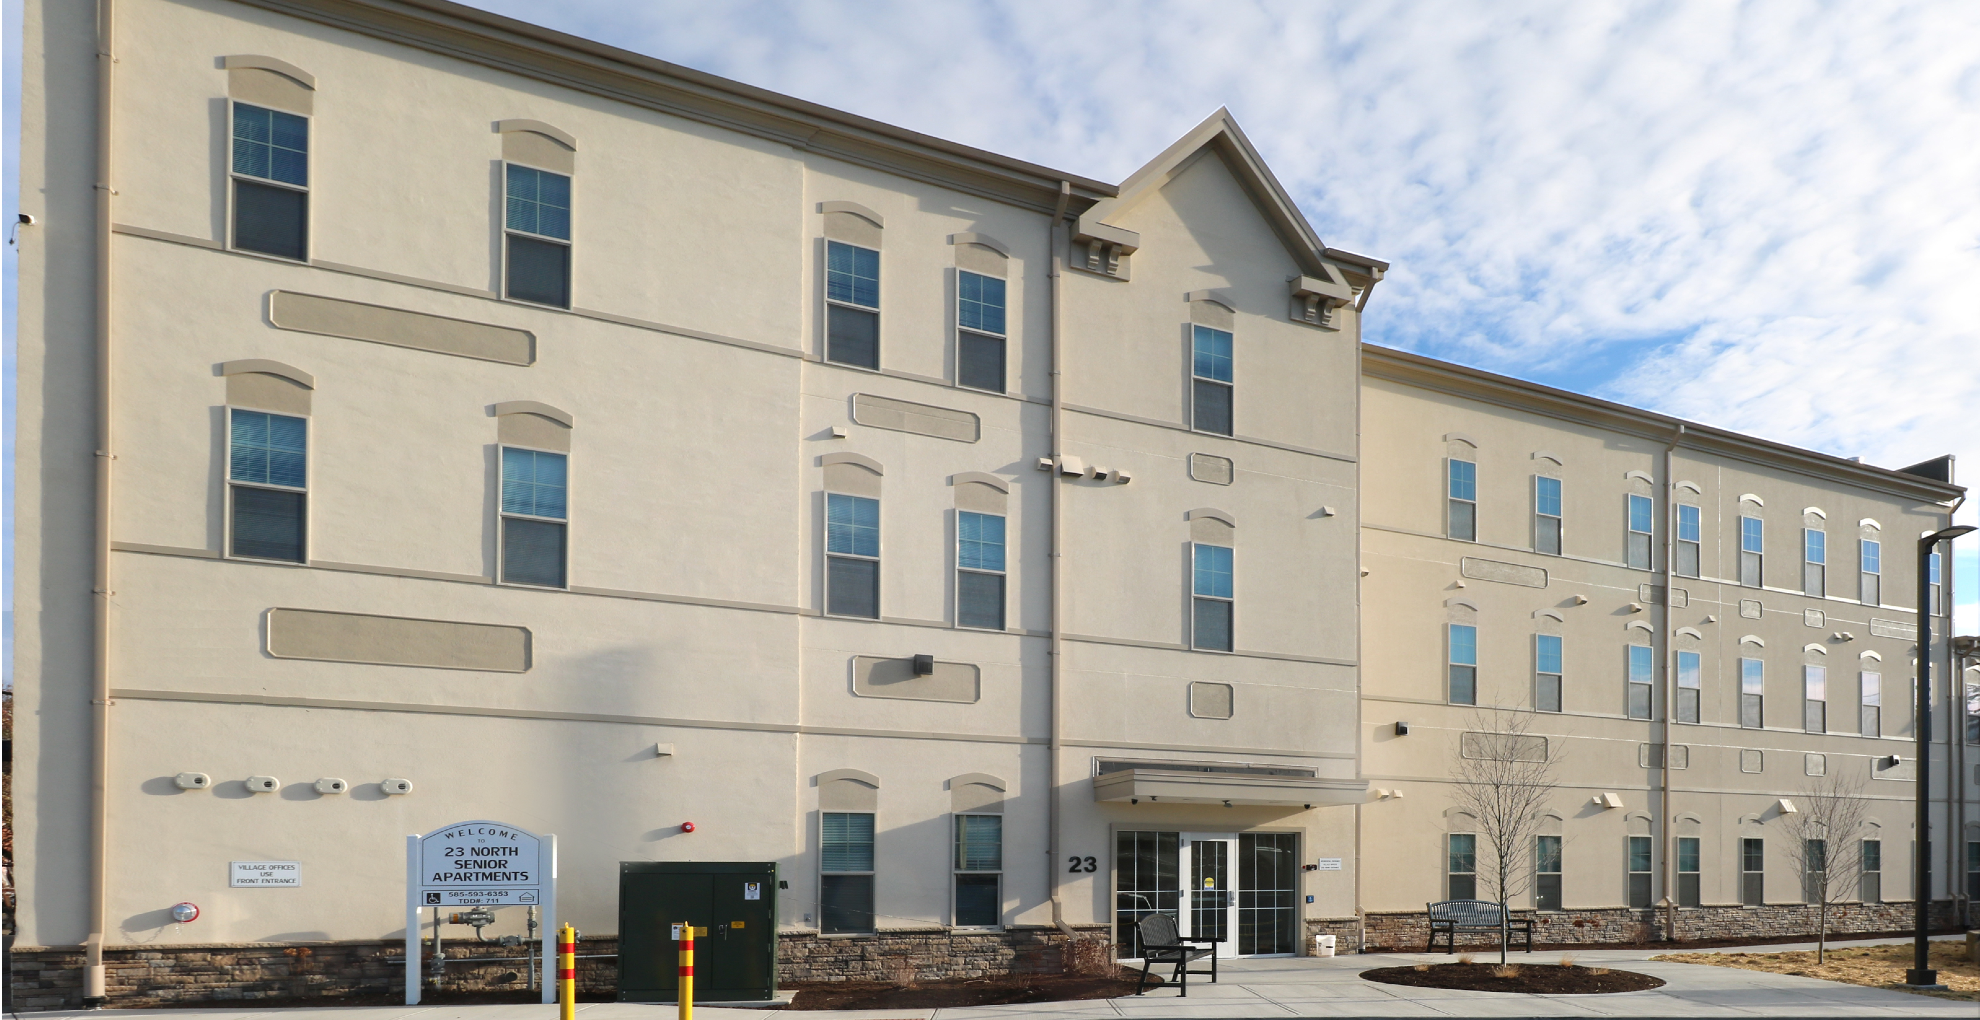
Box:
1179, 834, 1238, 958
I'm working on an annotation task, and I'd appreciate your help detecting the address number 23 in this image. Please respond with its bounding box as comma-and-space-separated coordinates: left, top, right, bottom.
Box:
1067, 856, 1098, 873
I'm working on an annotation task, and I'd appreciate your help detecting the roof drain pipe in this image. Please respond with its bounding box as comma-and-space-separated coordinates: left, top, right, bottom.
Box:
86, 0, 118, 1005
1658, 423, 1684, 946
1046, 180, 1079, 953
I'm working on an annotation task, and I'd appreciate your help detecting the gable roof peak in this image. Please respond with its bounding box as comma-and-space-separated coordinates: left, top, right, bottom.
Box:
1077, 108, 1355, 280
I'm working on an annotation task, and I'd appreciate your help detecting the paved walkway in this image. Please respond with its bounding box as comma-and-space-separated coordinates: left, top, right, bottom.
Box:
35, 936, 1972, 1019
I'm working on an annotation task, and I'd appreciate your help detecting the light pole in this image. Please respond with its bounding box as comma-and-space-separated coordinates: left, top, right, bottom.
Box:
1908, 523, 1974, 989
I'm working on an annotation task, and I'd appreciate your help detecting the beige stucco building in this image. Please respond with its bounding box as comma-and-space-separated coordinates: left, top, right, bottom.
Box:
9, 0, 1975, 1007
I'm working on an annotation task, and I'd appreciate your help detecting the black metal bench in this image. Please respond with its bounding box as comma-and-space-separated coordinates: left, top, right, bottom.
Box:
1132, 912, 1221, 996
1425, 899, 1533, 953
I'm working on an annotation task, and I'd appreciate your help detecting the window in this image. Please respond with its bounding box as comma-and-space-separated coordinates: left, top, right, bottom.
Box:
1967, 840, 1980, 902
825, 241, 880, 369
956, 272, 1007, 392
1968, 679, 1980, 744
228, 409, 307, 562
1803, 529, 1826, 597
1627, 494, 1654, 570
1448, 624, 1478, 705
1860, 671, 1881, 737
1237, 832, 1300, 956
1859, 539, 1881, 605
231, 103, 308, 260
953, 814, 1002, 927
1535, 634, 1563, 712
1741, 837, 1765, 905
1628, 836, 1654, 908
1535, 835, 1562, 910
504, 163, 572, 308
1740, 658, 1764, 728
1804, 665, 1827, 733
956, 511, 1006, 630
1802, 838, 1827, 903
1928, 551, 1943, 616
1677, 837, 1701, 907
1447, 833, 1477, 900
826, 493, 880, 618
1676, 504, 1701, 577
1192, 543, 1234, 651
820, 812, 875, 933
1115, 831, 1179, 958
1627, 644, 1654, 720
1676, 651, 1702, 723
1191, 325, 1233, 435
1861, 839, 1881, 903
1534, 476, 1563, 555
1740, 515, 1764, 587
500, 447, 568, 587
1448, 459, 1477, 541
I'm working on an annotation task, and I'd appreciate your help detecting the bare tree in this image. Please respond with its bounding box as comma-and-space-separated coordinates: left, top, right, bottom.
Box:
1780, 768, 1871, 963
1448, 710, 1563, 964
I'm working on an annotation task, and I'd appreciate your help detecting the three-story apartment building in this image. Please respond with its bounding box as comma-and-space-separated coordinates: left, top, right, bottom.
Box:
9, 0, 1973, 1008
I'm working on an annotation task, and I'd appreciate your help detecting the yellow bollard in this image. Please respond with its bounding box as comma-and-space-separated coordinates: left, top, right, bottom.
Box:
557, 923, 576, 1020
677, 922, 695, 1020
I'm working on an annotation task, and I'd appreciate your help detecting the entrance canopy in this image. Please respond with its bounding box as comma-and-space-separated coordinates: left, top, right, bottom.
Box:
1093, 767, 1367, 807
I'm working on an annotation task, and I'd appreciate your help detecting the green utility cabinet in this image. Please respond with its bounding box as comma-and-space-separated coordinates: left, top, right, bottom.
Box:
618, 861, 777, 1002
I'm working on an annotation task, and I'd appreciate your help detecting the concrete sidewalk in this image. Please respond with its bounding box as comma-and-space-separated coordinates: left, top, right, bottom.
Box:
34, 937, 1972, 1019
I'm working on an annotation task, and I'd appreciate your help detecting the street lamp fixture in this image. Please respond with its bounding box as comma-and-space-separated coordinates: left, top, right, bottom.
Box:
1908, 523, 1974, 988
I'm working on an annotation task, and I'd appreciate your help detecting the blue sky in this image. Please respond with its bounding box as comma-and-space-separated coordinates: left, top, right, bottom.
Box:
4, 0, 1977, 647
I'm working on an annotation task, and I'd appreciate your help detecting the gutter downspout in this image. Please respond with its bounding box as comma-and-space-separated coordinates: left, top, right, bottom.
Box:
1046, 182, 1077, 945
86, 0, 117, 1003
1659, 423, 1683, 943
1941, 492, 1966, 927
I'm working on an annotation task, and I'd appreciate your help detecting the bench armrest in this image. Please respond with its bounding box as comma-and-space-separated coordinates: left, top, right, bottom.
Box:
1176, 934, 1226, 944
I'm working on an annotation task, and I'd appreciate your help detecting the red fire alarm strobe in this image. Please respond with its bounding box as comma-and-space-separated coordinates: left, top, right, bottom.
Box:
171, 902, 200, 923
681, 822, 696, 833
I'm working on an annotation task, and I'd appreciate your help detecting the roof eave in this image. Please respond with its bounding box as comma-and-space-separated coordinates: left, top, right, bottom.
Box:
1362, 344, 1965, 504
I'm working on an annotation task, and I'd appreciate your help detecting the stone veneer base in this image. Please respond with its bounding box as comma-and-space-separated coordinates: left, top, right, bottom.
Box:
6, 926, 1111, 1011
1361, 901, 1960, 952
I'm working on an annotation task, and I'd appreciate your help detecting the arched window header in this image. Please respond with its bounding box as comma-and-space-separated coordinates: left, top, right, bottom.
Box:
820, 201, 884, 228
489, 400, 573, 427
1184, 288, 1237, 312
947, 232, 1009, 256
223, 55, 316, 89
948, 471, 1008, 492
495, 119, 577, 150
219, 359, 314, 388
1186, 507, 1236, 527
821, 452, 884, 475
1739, 493, 1765, 507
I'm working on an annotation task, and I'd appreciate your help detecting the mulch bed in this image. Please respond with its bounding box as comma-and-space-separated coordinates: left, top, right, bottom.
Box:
784, 970, 1159, 1010
1364, 927, 1963, 954
1362, 962, 1663, 994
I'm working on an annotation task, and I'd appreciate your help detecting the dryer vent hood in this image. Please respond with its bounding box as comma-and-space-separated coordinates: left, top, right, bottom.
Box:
1092, 766, 1368, 807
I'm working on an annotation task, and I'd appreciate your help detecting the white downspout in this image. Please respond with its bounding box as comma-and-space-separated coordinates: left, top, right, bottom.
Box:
1658, 423, 1683, 942
86, 0, 118, 1003
1046, 182, 1078, 945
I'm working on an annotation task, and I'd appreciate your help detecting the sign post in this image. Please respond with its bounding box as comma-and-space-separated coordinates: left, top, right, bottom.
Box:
404, 821, 557, 1005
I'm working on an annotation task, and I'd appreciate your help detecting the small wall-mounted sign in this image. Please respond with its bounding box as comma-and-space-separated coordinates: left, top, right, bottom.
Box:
230, 861, 300, 887
1314, 858, 1343, 871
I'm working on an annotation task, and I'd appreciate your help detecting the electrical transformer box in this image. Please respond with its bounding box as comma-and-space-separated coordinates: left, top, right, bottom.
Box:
618, 861, 777, 1002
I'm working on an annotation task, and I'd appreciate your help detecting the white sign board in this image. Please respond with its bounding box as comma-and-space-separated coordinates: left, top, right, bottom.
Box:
407, 821, 556, 1007
230, 861, 300, 887
1314, 858, 1343, 871
419, 822, 541, 903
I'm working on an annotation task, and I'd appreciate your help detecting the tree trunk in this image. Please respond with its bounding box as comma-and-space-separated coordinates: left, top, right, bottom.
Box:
1817, 899, 1827, 964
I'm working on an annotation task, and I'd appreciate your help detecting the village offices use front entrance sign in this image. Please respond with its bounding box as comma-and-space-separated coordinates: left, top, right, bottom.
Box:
405, 821, 558, 1005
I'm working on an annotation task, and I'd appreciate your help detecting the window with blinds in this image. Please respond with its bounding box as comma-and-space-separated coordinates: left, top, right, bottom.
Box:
956, 511, 1005, 630
500, 447, 568, 588
827, 493, 880, 618
504, 163, 572, 308
826, 241, 881, 369
953, 814, 1002, 928
231, 103, 309, 260
820, 811, 875, 934
228, 409, 307, 562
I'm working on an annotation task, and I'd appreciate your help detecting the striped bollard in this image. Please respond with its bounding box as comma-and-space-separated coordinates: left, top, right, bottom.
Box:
557, 923, 576, 1020
678, 923, 695, 1020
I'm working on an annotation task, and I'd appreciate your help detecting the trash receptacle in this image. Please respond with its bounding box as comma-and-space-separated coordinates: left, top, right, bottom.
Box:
1314, 934, 1337, 958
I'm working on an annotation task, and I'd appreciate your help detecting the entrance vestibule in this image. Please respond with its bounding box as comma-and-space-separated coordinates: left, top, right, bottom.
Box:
1115, 830, 1300, 958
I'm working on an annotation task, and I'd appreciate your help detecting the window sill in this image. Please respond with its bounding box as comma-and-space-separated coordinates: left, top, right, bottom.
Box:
228, 245, 311, 267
